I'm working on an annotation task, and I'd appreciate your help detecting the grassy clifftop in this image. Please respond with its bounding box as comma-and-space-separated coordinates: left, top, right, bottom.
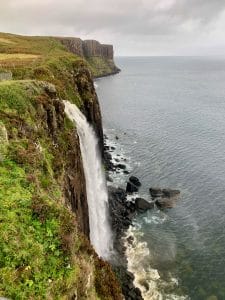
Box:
0, 33, 122, 299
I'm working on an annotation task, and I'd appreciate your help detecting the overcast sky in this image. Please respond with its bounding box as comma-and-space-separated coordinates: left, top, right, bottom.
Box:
1, 0, 225, 56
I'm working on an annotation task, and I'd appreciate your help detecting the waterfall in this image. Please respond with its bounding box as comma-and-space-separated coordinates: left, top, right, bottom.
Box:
64, 100, 113, 259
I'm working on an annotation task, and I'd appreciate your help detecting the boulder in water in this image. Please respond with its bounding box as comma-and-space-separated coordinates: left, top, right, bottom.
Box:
123, 170, 130, 174
126, 182, 138, 193
129, 176, 141, 187
135, 197, 154, 212
116, 163, 126, 170
149, 187, 163, 198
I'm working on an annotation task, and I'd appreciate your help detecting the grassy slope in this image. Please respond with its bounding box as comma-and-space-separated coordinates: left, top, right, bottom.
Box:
0, 33, 122, 299
86, 57, 119, 78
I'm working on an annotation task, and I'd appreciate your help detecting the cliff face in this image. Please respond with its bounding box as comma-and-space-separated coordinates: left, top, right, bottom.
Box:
58, 37, 113, 59
58, 37, 120, 77
0, 32, 122, 299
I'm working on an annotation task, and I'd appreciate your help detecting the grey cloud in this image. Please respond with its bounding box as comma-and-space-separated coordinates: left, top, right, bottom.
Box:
0, 0, 225, 55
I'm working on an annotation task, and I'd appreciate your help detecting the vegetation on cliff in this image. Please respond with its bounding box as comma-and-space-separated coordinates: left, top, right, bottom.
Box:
0, 33, 122, 299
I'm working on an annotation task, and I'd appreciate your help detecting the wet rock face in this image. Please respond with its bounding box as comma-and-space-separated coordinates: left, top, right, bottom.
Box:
74, 66, 104, 153
63, 131, 89, 236
35, 90, 90, 236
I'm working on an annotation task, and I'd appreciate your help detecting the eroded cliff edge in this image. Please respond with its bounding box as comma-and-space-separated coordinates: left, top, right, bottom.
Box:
0, 32, 122, 299
57, 37, 121, 77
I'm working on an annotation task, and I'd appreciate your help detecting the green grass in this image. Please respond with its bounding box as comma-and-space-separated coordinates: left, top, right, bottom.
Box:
0, 32, 86, 107
0, 32, 123, 299
87, 57, 117, 77
0, 159, 79, 299
0, 80, 36, 114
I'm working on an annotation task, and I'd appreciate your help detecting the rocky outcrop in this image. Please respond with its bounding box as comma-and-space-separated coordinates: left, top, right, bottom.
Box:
58, 37, 114, 60
58, 37, 84, 56
57, 37, 120, 77
74, 66, 104, 151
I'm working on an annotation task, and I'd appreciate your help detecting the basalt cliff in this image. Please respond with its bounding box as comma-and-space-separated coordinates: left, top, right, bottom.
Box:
0, 32, 122, 299
57, 37, 120, 77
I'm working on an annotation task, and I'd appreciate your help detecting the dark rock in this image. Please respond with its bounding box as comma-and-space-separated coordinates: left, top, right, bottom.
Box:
106, 174, 113, 182
123, 170, 130, 174
127, 235, 134, 245
126, 182, 138, 193
149, 187, 163, 198
115, 135, 119, 140
116, 163, 126, 170
135, 198, 154, 212
114, 188, 127, 202
129, 176, 141, 187
104, 152, 112, 160
111, 146, 116, 150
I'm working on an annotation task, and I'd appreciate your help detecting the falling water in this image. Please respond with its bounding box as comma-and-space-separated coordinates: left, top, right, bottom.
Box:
64, 100, 113, 259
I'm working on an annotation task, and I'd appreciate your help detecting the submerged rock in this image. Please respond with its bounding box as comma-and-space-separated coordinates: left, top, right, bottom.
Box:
155, 198, 178, 209
150, 187, 180, 198
162, 188, 180, 198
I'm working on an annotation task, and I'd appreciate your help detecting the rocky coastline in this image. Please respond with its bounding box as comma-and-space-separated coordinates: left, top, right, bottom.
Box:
103, 134, 181, 299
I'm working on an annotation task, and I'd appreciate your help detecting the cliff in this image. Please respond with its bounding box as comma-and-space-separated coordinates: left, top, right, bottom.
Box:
0, 32, 122, 299
57, 37, 120, 77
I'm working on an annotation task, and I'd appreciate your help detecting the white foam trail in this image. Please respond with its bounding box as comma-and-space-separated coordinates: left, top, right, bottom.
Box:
124, 223, 189, 300
94, 82, 99, 89
64, 100, 113, 259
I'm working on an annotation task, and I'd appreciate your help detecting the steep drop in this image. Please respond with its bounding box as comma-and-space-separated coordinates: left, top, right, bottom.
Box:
64, 100, 113, 259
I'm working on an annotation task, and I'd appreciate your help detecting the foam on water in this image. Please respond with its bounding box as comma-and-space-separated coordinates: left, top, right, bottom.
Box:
124, 220, 189, 300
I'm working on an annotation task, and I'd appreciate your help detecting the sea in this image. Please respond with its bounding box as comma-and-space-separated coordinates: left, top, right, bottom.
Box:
95, 56, 225, 300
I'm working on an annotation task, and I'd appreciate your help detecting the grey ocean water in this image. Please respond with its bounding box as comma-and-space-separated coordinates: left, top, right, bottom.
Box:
96, 57, 225, 299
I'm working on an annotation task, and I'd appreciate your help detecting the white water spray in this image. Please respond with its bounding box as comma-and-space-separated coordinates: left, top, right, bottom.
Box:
64, 100, 113, 259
